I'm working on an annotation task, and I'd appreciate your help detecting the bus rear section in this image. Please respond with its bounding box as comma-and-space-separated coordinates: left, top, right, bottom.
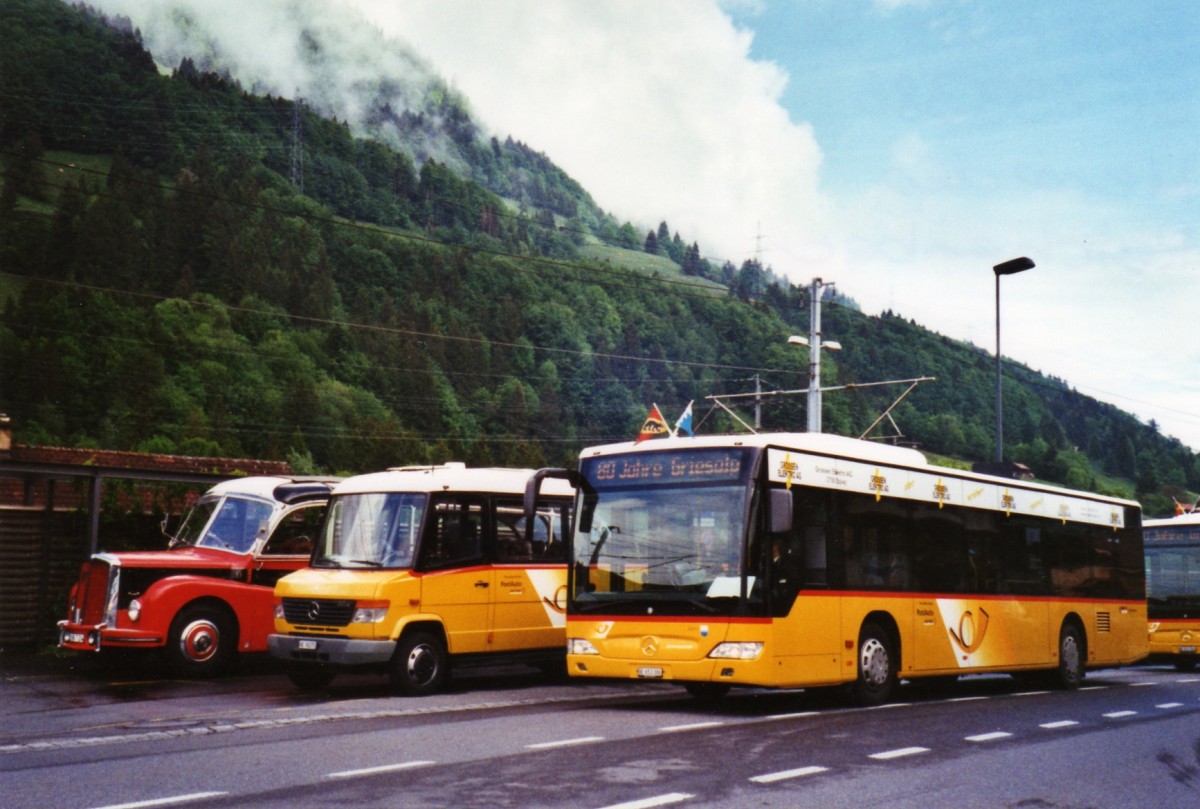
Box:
269, 464, 573, 694
1145, 512, 1200, 671
554, 432, 1146, 704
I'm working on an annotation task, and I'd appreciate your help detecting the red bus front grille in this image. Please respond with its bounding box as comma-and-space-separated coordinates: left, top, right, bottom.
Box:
76, 560, 113, 625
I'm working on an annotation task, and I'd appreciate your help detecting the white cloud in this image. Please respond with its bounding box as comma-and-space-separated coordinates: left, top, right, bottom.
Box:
348, 0, 829, 268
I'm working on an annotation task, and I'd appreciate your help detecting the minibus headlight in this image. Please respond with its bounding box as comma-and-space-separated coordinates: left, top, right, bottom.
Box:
128, 599, 142, 622
273, 599, 284, 620
568, 638, 599, 655
351, 601, 389, 623
708, 642, 763, 660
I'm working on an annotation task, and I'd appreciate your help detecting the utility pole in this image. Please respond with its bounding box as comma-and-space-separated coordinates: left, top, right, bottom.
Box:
806, 278, 834, 433
753, 374, 762, 430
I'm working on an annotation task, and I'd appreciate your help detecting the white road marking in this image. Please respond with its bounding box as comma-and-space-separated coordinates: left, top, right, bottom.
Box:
327, 760, 435, 778
91, 794, 228, 809
869, 746, 929, 760
1156, 703, 1184, 709
750, 765, 830, 784
1012, 690, 1050, 697
1130, 682, 1158, 687
1079, 686, 1107, 691
659, 721, 724, 732
1103, 710, 1137, 718
527, 736, 605, 750
1040, 720, 1079, 729
1176, 677, 1200, 683
765, 711, 821, 720
946, 695, 989, 703
965, 731, 1013, 742
598, 793, 694, 809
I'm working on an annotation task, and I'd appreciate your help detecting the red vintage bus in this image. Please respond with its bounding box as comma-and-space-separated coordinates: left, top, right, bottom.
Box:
58, 476, 338, 676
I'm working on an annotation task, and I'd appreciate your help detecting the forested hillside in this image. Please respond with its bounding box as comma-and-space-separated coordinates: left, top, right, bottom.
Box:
1, 0, 1195, 515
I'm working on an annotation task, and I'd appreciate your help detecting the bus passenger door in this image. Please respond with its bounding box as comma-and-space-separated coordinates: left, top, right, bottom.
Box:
417, 497, 493, 654
489, 500, 568, 652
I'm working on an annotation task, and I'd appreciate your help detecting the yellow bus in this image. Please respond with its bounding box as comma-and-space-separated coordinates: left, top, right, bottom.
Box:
1145, 511, 1200, 671
529, 432, 1146, 704
269, 464, 573, 694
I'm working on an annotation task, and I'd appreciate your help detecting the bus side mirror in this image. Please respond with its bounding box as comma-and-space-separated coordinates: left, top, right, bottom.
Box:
769, 489, 793, 534
524, 468, 593, 544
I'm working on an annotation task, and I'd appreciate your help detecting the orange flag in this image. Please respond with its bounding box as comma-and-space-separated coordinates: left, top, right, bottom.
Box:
635, 404, 669, 444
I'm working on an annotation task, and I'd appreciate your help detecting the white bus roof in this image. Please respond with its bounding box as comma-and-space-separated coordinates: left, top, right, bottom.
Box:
1145, 511, 1200, 529
582, 431, 1139, 514
333, 463, 575, 498
202, 476, 341, 503
583, 431, 928, 468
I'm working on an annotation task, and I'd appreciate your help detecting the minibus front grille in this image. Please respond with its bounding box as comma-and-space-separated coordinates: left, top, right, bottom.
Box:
281, 598, 355, 627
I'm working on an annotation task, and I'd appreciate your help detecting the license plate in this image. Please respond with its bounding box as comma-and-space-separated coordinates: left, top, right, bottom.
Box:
1180, 646, 1196, 654
64, 632, 86, 644
298, 639, 318, 651
637, 666, 664, 679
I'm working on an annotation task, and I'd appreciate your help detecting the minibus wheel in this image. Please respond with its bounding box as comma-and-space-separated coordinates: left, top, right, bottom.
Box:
390, 631, 449, 696
1175, 655, 1197, 672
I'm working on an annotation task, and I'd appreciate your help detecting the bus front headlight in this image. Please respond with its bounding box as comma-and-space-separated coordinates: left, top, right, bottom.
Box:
128, 599, 142, 622
568, 638, 599, 655
708, 642, 763, 660
351, 601, 390, 623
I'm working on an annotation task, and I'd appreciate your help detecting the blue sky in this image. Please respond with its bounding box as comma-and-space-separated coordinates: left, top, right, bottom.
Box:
97, 0, 1200, 452
735, 2, 1197, 210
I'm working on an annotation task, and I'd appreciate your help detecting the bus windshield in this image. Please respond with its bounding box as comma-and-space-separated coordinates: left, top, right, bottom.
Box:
1145, 527, 1200, 613
174, 497, 274, 553
315, 493, 425, 569
572, 448, 755, 615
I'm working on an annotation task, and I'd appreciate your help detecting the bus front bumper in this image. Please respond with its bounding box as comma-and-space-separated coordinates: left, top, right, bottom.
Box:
268, 634, 396, 667
58, 621, 162, 651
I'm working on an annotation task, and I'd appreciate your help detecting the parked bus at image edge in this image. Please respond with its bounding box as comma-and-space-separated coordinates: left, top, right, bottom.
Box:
58, 476, 339, 676
269, 464, 574, 695
527, 432, 1147, 705
1145, 510, 1200, 671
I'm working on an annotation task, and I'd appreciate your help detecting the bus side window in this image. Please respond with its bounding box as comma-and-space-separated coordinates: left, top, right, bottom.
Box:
261, 504, 324, 556
420, 499, 484, 568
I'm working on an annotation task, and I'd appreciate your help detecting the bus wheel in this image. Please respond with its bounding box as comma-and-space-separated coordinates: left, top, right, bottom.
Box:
166, 604, 235, 678
852, 622, 896, 706
1175, 655, 1197, 673
389, 631, 449, 696
287, 665, 336, 692
684, 682, 731, 703
1054, 623, 1085, 689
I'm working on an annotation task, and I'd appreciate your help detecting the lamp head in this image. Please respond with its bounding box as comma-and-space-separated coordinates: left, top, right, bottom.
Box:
993, 257, 1035, 276
787, 335, 809, 346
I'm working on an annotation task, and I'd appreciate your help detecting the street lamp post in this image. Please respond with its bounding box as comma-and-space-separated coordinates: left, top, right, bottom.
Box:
789, 278, 841, 433
992, 257, 1035, 463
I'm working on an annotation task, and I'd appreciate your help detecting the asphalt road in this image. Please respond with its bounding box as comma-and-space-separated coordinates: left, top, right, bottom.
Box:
3, 653, 1199, 808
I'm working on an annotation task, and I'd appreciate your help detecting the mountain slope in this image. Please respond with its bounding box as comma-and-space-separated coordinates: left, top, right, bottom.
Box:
0, 0, 1195, 516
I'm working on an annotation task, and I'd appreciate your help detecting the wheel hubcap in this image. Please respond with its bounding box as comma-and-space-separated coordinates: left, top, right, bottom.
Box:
407, 644, 437, 685
1062, 635, 1079, 673
180, 620, 219, 663
861, 637, 889, 686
